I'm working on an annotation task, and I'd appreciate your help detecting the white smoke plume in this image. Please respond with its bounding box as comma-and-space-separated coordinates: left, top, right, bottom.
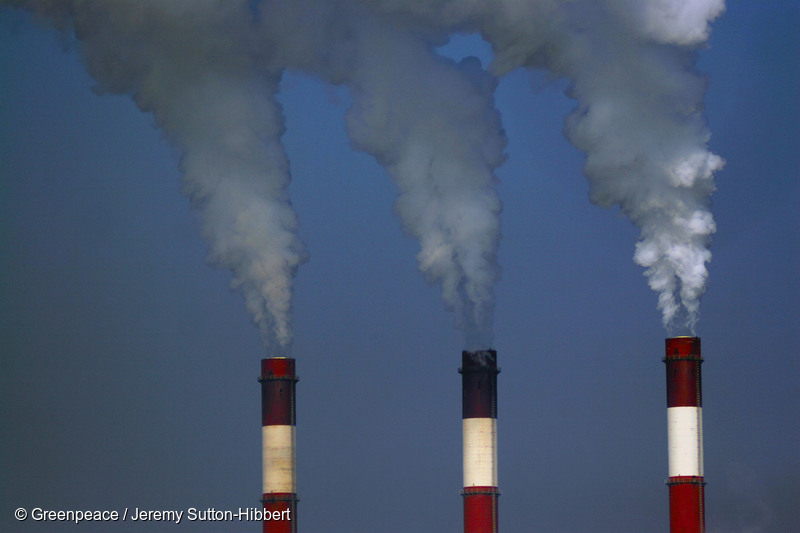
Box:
523, 0, 726, 333
5, 0, 724, 344
334, 13, 506, 348
6, 0, 309, 351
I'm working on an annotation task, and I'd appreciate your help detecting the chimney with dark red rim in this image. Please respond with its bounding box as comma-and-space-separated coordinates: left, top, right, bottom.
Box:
260, 357, 298, 533
664, 337, 705, 533
460, 349, 500, 533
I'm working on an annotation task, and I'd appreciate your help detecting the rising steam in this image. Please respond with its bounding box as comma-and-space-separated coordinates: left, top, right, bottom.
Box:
337, 14, 506, 349
5, 0, 310, 351
5, 0, 724, 345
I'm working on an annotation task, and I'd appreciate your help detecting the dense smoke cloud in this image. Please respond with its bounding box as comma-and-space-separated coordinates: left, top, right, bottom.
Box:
3, 0, 724, 347
6, 0, 309, 350
336, 15, 506, 348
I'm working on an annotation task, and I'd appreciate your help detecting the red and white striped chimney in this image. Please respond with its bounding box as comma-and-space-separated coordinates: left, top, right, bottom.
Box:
664, 337, 705, 533
260, 357, 298, 533
460, 349, 500, 533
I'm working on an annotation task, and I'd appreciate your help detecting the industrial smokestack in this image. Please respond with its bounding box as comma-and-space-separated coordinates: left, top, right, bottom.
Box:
260, 357, 298, 533
460, 350, 500, 533
664, 337, 705, 533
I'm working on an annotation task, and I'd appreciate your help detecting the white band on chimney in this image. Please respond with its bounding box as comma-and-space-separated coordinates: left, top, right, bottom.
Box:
262, 425, 296, 493
667, 406, 704, 477
463, 418, 497, 487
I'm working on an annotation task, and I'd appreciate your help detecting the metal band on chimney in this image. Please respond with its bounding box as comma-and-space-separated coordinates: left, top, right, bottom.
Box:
260, 357, 298, 533
664, 337, 705, 533
460, 349, 500, 533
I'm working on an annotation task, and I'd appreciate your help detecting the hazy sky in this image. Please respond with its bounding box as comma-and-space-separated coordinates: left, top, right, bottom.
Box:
1, 2, 798, 532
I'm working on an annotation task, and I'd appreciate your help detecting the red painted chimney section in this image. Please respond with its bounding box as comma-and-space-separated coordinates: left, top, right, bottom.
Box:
460, 350, 500, 533
260, 357, 298, 533
664, 337, 705, 533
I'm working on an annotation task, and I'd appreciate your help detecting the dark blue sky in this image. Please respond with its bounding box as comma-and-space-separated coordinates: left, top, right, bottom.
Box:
1, 2, 798, 532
